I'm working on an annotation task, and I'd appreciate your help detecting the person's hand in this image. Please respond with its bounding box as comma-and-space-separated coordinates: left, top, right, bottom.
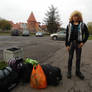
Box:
78, 43, 84, 48
66, 46, 70, 51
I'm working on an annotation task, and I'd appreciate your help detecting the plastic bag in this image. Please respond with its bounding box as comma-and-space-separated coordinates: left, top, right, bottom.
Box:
25, 58, 38, 65
30, 64, 47, 89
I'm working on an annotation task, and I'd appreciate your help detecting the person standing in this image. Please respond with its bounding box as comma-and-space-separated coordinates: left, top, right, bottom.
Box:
65, 11, 89, 80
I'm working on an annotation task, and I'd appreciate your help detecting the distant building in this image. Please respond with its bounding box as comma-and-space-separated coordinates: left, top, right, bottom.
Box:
40, 24, 47, 31
9, 22, 27, 31
20, 23, 27, 30
27, 12, 40, 33
2, 12, 48, 32
12, 23, 21, 30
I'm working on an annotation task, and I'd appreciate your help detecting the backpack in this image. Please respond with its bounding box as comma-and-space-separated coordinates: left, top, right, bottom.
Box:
41, 64, 62, 86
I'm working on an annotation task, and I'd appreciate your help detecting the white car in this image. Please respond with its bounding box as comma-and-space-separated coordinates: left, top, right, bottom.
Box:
50, 31, 66, 40
35, 32, 43, 37
22, 30, 30, 36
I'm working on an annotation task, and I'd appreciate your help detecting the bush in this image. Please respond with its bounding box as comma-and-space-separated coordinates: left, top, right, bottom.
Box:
0, 61, 8, 69
87, 22, 92, 35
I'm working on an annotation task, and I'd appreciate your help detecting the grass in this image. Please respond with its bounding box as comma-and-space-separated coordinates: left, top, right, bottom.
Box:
0, 61, 8, 69
88, 35, 92, 40
0, 32, 10, 36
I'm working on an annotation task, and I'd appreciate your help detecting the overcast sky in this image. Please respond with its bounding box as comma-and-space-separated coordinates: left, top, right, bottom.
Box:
0, 0, 92, 27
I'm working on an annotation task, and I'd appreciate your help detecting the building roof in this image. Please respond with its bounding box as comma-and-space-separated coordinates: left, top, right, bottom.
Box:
27, 12, 37, 23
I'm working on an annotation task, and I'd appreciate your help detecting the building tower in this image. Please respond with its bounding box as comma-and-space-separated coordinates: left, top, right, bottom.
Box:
27, 12, 40, 32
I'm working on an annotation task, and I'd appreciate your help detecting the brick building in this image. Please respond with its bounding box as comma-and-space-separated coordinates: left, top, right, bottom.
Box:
27, 12, 40, 32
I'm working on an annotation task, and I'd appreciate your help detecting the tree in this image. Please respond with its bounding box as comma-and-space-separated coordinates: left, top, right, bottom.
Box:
0, 20, 12, 30
87, 22, 92, 35
44, 5, 61, 34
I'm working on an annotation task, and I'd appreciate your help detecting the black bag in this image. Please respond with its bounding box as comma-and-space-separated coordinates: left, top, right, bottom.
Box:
41, 64, 62, 86
0, 67, 19, 92
19, 63, 33, 83
0, 67, 12, 79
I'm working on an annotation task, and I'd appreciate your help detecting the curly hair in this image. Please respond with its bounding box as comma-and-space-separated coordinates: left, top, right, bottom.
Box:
69, 10, 83, 23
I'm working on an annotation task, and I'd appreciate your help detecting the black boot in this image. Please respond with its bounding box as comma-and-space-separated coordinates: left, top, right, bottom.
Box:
76, 71, 85, 80
67, 72, 72, 79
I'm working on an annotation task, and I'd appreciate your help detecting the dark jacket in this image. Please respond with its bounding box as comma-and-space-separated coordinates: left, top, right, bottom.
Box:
65, 22, 89, 47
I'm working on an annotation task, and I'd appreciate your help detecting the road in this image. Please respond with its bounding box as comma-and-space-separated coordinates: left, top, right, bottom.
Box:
0, 36, 92, 92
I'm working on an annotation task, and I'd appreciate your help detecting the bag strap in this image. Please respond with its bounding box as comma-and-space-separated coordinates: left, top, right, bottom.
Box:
5, 67, 12, 72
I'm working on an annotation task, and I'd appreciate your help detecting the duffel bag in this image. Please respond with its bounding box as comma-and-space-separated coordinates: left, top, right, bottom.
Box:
41, 64, 62, 86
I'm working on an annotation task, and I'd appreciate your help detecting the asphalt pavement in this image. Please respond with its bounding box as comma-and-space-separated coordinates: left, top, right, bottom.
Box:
0, 36, 92, 92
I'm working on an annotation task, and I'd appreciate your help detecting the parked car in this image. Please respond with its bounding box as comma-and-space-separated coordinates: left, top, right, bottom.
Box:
50, 31, 66, 40
35, 32, 43, 37
22, 30, 30, 36
11, 29, 20, 36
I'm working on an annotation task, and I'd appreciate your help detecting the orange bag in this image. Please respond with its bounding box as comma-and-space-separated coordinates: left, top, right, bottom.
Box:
30, 64, 47, 89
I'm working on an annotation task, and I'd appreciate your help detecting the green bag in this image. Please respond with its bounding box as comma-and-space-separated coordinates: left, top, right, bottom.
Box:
25, 58, 38, 65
